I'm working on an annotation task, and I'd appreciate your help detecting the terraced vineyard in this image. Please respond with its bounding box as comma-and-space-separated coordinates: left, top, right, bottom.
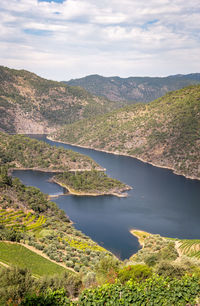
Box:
0, 208, 46, 233
178, 240, 200, 259
0, 171, 113, 274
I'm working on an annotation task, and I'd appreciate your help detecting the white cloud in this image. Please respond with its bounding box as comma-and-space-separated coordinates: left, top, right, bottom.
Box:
0, 0, 199, 80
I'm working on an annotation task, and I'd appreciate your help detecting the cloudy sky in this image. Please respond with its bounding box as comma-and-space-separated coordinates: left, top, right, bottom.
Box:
0, 0, 200, 80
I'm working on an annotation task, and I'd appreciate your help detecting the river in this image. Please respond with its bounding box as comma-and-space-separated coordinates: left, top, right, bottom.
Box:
12, 134, 200, 260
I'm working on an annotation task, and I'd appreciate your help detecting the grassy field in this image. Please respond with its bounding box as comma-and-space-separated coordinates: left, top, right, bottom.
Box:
0, 242, 69, 277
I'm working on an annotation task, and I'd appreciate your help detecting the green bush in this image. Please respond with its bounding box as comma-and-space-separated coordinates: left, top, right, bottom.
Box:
118, 264, 152, 284
22, 289, 71, 306
144, 253, 160, 267
154, 260, 187, 278
160, 242, 179, 261
0, 267, 34, 305
83, 272, 97, 288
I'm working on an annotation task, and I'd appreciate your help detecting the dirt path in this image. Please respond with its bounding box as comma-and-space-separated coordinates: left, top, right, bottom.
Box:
175, 241, 182, 257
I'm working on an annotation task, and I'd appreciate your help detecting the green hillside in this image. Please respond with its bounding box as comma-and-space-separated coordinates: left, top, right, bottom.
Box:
66, 73, 200, 103
0, 132, 100, 171
51, 85, 200, 180
0, 166, 113, 274
0, 66, 123, 133
0, 242, 67, 277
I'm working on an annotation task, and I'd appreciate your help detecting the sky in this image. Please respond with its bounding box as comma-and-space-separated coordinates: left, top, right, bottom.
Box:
0, 0, 200, 81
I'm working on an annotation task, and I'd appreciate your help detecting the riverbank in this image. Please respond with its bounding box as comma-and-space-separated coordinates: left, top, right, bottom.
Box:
8, 166, 106, 177
51, 177, 131, 198
129, 229, 200, 262
129, 229, 151, 248
47, 136, 200, 181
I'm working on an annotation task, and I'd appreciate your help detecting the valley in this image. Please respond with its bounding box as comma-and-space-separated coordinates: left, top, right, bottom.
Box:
51, 85, 200, 180
0, 66, 200, 304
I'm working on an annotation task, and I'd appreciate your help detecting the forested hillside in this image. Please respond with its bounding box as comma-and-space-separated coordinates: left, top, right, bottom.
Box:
0, 66, 123, 133
66, 73, 200, 102
53, 170, 130, 196
0, 132, 100, 171
51, 85, 200, 180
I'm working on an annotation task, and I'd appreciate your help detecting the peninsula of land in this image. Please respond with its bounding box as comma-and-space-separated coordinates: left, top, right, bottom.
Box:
52, 171, 131, 198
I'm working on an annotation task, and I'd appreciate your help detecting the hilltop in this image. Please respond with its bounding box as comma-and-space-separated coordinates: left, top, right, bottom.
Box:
66, 73, 200, 103
51, 85, 200, 180
0, 66, 123, 134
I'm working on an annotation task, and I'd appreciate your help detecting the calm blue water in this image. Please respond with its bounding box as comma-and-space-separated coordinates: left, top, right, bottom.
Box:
12, 135, 200, 259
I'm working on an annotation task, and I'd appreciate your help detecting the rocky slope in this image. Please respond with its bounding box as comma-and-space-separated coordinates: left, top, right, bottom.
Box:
0, 66, 123, 134
66, 73, 200, 103
51, 85, 200, 180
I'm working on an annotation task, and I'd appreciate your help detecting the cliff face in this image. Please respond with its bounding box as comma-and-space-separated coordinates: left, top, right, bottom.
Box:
0, 106, 56, 134
0, 66, 122, 134
51, 85, 200, 180
66, 73, 200, 103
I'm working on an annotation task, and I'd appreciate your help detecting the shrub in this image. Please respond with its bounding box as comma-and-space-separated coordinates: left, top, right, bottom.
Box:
160, 242, 179, 261
118, 264, 152, 284
66, 261, 73, 268
0, 267, 34, 305
144, 253, 160, 267
74, 264, 81, 272
155, 260, 187, 278
83, 272, 97, 288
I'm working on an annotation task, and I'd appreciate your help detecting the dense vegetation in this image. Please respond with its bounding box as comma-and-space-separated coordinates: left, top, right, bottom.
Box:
0, 132, 100, 171
0, 66, 123, 133
0, 267, 80, 305
52, 85, 200, 179
79, 275, 200, 305
66, 73, 200, 102
53, 171, 130, 196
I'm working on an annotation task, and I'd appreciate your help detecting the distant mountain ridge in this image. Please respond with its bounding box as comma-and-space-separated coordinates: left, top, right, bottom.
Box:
0, 66, 123, 134
51, 84, 200, 180
65, 73, 200, 103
